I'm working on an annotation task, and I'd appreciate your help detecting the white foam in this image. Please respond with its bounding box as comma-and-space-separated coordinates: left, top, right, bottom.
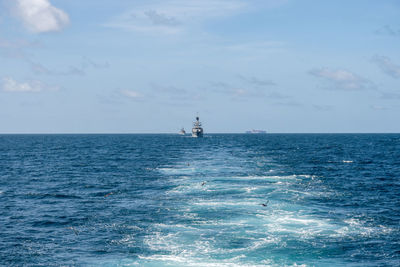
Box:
246, 236, 280, 250
166, 184, 201, 194
147, 155, 348, 266
137, 254, 276, 267
158, 167, 197, 175
244, 187, 259, 193
197, 219, 247, 227
144, 231, 182, 252
192, 200, 257, 207
253, 209, 338, 240
153, 223, 197, 231
297, 174, 312, 178
125, 225, 143, 231
212, 175, 301, 183
333, 218, 394, 238
114, 235, 136, 245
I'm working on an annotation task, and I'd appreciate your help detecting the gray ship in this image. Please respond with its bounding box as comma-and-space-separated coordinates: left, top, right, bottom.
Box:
245, 129, 266, 134
192, 116, 203, 137
179, 127, 186, 135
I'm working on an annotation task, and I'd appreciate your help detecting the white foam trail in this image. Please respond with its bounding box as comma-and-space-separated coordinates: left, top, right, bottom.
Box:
158, 167, 197, 175
192, 200, 257, 207
153, 223, 197, 231
333, 218, 394, 238
137, 254, 277, 267
144, 150, 351, 266
225, 175, 301, 180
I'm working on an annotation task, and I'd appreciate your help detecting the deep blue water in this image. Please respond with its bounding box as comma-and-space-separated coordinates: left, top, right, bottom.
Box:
1, 134, 399, 266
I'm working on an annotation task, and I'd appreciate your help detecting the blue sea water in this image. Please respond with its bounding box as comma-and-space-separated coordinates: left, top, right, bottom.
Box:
0, 134, 399, 266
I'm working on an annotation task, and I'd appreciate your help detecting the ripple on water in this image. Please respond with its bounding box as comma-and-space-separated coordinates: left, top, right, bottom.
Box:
1, 134, 399, 266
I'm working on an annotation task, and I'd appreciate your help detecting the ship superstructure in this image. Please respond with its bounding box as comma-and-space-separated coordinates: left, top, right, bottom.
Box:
192, 116, 203, 138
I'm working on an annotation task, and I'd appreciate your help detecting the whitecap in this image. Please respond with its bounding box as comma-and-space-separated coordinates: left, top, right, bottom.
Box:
333, 218, 395, 238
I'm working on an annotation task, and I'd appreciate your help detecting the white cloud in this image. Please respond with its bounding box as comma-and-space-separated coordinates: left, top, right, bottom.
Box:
121, 90, 144, 99
225, 41, 285, 52
211, 81, 264, 98
238, 75, 276, 86
0, 38, 41, 59
210, 76, 287, 100
82, 57, 110, 69
1, 77, 57, 92
144, 10, 181, 27
28, 60, 85, 76
372, 55, 400, 79
312, 104, 333, 111
13, 0, 69, 33
105, 0, 288, 35
380, 91, 400, 100
28, 57, 109, 76
375, 25, 400, 37
105, 0, 247, 34
370, 105, 387, 110
150, 83, 187, 95
309, 68, 373, 90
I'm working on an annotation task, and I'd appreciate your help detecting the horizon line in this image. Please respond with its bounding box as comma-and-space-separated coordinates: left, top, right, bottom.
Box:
0, 132, 399, 135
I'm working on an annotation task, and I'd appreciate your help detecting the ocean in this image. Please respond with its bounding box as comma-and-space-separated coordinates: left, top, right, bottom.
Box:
1, 134, 399, 266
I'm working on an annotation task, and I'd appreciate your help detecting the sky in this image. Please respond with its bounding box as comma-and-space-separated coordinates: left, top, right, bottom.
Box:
0, 0, 399, 133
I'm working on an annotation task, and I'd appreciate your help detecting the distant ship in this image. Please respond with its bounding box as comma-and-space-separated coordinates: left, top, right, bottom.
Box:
179, 127, 186, 135
192, 116, 203, 138
246, 129, 267, 134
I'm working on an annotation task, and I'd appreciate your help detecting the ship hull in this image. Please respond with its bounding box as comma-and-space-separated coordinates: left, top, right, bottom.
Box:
192, 128, 203, 138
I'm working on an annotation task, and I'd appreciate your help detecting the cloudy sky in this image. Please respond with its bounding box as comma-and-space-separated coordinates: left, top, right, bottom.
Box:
0, 0, 399, 133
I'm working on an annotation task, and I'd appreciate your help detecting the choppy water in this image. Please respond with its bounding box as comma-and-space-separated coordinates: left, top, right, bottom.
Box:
1, 134, 399, 266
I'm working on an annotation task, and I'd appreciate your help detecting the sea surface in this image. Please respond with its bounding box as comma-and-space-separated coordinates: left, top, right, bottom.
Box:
1, 134, 399, 266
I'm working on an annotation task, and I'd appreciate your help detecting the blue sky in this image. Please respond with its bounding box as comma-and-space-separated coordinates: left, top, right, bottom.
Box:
0, 0, 399, 133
